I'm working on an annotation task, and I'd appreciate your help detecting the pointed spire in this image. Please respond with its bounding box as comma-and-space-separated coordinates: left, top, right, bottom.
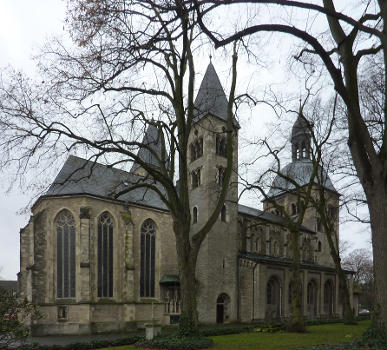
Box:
194, 62, 229, 122
131, 123, 163, 173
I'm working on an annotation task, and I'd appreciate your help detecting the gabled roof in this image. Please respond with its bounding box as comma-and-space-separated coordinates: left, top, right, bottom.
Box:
193, 62, 239, 127
238, 203, 315, 234
45, 155, 168, 211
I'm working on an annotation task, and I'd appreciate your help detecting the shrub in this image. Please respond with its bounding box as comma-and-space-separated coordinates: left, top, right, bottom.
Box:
136, 334, 213, 350
0, 288, 43, 349
200, 325, 253, 336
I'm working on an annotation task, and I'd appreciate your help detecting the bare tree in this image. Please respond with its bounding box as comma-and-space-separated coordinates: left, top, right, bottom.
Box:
0, 1, 239, 334
195, 0, 386, 333
342, 248, 374, 313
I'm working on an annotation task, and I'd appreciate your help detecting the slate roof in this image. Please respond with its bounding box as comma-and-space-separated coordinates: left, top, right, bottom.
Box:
291, 115, 312, 139
239, 252, 355, 273
0, 280, 17, 292
131, 124, 167, 172
238, 204, 315, 234
45, 155, 168, 210
193, 62, 239, 127
267, 160, 337, 198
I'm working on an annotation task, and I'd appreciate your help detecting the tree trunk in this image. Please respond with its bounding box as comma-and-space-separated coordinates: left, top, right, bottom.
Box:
174, 223, 200, 336
289, 229, 305, 332
324, 229, 355, 324
366, 184, 387, 335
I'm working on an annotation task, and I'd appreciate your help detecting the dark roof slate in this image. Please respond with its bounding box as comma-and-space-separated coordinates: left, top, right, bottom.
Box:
238, 203, 315, 234
46, 155, 168, 210
0, 280, 17, 292
239, 252, 354, 274
193, 63, 239, 128
267, 160, 337, 198
131, 124, 167, 172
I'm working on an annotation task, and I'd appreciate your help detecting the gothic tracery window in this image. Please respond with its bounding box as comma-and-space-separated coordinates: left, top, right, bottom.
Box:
140, 219, 156, 298
98, 212, 114, 298
56, 210, 76, 298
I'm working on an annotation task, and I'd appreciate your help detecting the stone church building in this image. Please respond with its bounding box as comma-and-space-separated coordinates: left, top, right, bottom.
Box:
18, 63, 356, 335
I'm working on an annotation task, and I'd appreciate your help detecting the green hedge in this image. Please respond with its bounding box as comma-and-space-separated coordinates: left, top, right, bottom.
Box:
135, 334, 213, 350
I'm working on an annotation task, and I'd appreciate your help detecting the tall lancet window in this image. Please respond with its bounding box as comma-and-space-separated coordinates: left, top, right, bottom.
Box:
56, 210, 76, 298
140, 219, 156, 297
98, 212, 114, 298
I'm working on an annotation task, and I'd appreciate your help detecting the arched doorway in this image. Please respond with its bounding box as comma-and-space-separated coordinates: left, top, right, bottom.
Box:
307, 280, 318, 318
265, 276, 282, 320
216, 294, 230, 323
324, 279, 334, 317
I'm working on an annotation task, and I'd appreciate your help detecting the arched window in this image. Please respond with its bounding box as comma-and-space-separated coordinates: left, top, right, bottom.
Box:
98, 212, 114, 298
192, 207, 198, 224
307, 281, 314, 304
291, 203, 297, 215
217, 167, 226, 188
318, 241, 322, 252
266, 281, 273, 304
140, 219, 156, 297
56, 210, 76, 298
273, 240, 280, 257
255, 238, 261, 253
221, 204, 227, 222
190, 137, 203, 162
216, 135, 226, 157
301, 141, 306, 158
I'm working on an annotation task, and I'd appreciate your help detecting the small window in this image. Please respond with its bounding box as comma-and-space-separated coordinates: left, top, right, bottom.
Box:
217, 167, 226, 188
192, 207, 198, 224
291, 203, 297, 215
57, 305, 68, 321
216, 135, 226, 157
192, 168, 201, 189
318, 241, 322, 252
221, 204, 227, 222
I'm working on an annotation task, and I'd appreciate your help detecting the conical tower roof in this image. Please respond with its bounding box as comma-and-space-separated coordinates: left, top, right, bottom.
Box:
131, 123, 164, 172
194, 62, 229, 122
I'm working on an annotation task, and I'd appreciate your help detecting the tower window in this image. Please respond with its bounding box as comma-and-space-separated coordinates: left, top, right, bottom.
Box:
221, 204, 227, 222
192, 207, 198, 224
190, 137, 203, 162
216, 135, 226, 157
291, 203, 297, 215
191, 168, 201, 189
216, 167, 226, 188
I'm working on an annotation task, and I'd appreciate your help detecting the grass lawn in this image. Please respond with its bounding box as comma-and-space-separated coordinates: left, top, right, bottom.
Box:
100, 320, 370, 350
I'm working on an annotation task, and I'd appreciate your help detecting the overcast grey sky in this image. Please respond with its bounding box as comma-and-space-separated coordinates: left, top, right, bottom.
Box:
0, 0, 371, 280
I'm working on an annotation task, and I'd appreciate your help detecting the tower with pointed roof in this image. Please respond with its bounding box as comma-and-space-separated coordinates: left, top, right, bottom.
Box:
188, 62, 239, 323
